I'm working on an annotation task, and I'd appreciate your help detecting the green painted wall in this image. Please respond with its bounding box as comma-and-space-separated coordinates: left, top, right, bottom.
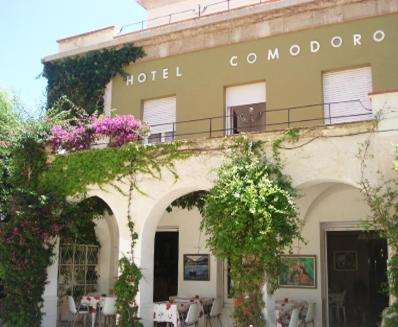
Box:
112, 14, 398, 136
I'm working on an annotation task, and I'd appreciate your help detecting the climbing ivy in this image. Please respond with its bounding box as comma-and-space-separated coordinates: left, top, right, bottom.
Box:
42, 45, 145, 114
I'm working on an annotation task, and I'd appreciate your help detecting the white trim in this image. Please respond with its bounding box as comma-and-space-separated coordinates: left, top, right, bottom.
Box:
156, 226, 179, 232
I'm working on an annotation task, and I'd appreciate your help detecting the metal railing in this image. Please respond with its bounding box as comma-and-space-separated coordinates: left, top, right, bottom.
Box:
119, 0, 278, 34
143, 100, 373, 144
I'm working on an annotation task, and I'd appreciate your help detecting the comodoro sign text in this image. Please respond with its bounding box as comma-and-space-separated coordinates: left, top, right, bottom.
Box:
229, 30, 385, 66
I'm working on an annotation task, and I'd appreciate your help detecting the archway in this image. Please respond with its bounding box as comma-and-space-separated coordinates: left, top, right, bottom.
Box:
138, 187, 224, 324
56, 196, 119, 324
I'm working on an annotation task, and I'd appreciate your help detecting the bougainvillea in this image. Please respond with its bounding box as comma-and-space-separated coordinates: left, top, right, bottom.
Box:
49, 114, 146, 152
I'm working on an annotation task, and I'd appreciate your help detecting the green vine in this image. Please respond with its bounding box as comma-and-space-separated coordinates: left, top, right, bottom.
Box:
359, 142, 398, 326
0, 91, 191, 326
42, 45, 145, 114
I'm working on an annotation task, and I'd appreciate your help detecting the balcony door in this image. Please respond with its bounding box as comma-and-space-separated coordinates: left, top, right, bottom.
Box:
226, 82, 266, 134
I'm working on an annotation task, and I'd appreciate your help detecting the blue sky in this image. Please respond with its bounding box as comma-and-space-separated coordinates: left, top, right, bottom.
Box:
0, 0, 147, 116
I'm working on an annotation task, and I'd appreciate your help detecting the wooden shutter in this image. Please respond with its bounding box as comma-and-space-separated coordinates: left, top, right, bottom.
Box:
323, 67, 372, 124
143, 96, 176, 134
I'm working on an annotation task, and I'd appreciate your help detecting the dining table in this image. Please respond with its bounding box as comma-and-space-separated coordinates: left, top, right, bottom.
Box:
153, 296, 213, 326
275, 299, 307, 327
81, 295, 105, 327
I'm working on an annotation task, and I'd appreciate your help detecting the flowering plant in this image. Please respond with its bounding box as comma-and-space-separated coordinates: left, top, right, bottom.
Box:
49, 114, 147, 152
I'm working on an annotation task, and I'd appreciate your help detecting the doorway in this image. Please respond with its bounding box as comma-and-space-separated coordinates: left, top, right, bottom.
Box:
153, 231, 179, 302
326, 231, 388, 327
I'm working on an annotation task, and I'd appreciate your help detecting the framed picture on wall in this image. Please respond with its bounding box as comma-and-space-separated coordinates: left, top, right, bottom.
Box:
183, 254, 210, 281
333, 250, 358, 271
279, 255, 317, 288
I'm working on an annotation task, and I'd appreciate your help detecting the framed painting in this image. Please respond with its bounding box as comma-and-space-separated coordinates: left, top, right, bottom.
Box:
279, 255, 317, 288
183, 254, 210, 281
333, 251, 358, 271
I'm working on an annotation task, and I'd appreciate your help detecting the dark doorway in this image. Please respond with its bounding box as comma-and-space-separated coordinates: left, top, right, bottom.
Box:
327, 231, 389, 327
231, 102, 266, 134
153, 231, 179, 302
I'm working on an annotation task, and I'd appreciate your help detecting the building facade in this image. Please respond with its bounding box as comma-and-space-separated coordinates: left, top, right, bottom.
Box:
43, 1, 398, 326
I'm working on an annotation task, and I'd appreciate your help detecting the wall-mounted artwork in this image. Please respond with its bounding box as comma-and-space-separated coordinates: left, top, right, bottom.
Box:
279, 255, 317, 288
333, 250, 358, 271
183, 254, 210, 281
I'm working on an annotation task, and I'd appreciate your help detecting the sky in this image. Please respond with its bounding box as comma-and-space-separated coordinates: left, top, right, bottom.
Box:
0, 0, 147, 116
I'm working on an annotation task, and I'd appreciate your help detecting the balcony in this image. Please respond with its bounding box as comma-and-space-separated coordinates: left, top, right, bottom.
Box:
143, 99, 374, 144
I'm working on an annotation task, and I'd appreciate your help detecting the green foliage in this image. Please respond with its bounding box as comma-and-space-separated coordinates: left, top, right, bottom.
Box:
0, 89, 21, 141
166, 190, 207, 215
360, 143, 398, 325
0, 90, 190, 326
201, 137, 301, 326
41, 141, 189, 197
42, 45, 145, 114
113, 257, 143, 327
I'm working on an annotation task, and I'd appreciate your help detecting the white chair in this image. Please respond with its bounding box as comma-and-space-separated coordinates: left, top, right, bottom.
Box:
301, 303, 315, 327
288, 309, 300, 327
67, 295, 89, 327
101, 297, 117, 327
182, 303, 201, 326
329, 290, 346, 322
205, 298, 223, 327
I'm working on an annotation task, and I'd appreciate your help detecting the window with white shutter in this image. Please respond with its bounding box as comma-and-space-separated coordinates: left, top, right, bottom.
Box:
323, 67, 373, 124
225, 82, 266, 134
143, 96, 176, 143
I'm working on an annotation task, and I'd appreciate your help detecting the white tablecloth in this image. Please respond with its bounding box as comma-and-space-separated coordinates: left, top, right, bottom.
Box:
81, 295, 105, 327
153, 297, 212, 326
153, 302, 181, 326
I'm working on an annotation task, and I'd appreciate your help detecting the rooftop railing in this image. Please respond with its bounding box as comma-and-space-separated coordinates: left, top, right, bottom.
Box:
143, 100, 373, 144
119, 0, 279, 34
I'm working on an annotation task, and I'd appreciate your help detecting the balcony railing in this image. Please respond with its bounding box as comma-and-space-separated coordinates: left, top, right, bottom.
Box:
143, 100, 373, 144
119, 0, 280, 34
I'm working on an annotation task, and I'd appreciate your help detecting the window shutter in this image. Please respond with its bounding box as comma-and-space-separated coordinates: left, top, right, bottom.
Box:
226, 82, 266, 107
323, 67, 372, 124
143, 96, 176, 134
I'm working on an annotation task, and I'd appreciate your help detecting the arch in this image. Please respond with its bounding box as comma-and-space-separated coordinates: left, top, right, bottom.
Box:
295, 178, 360, 191
137, 184, 212, 321
54, 195, 120, 322
297, 180, 362, 226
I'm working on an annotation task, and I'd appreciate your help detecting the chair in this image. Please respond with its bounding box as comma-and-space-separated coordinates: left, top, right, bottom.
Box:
67, 295, 89, 327
288, 309, 300, 327
301, 303, 315, 327
205, 298, 223, 327
182, 303, 201, 326
329, 291, 346, 322
101, 297, 117, 327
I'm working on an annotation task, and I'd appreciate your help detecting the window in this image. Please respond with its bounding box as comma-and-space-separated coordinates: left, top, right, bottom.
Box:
57, 243, 99, 298
323, 67, 373, 124
143, 96, 176, 143
226, 82, 266, 134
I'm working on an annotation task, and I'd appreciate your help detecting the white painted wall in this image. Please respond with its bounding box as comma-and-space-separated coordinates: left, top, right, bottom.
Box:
158, 207, 218, 298
95, 212, 119, 295
42, 92, 398, 326
274, 183, 370, 327
42, 239, 60, 327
